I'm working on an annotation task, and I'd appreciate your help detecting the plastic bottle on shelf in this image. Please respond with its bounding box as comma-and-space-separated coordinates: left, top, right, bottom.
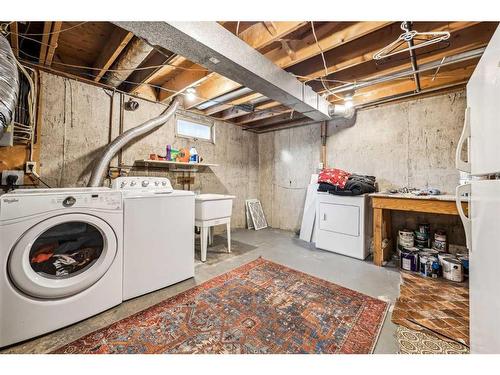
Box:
189, 147, 199, 164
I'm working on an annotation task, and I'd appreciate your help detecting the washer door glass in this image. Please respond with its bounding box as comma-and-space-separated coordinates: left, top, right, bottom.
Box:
29, 222, 104, 278
8, 214, 117, 299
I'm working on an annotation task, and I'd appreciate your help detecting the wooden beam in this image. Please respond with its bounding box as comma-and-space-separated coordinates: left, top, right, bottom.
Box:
246, 59, 476, 128
223, 22, 486, 121
9, 22, 19, 57
241, 112, 305, 128
44, 21, 63, 66
124, 49, 174, 93
163, 21, 307, 105
38, 22, 52, 64
217, 100, 281, 120
345, 62, 477, 107
195, 21, 392, 111
234, 105, 293, 125
204, 92, 263, 116
289, 21, 482, 82
308, 22, 493, 94
93, 28, 134, 82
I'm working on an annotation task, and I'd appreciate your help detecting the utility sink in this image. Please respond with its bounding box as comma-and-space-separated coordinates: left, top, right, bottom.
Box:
195, 194, 235, 221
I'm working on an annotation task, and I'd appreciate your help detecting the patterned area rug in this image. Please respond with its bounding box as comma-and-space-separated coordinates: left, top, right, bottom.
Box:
396, 325, 469, 354
53, 258, 388, 354
392, 272, 469, 346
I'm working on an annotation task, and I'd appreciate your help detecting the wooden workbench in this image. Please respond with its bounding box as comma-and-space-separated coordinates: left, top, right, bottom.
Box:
370, 193, 468, 266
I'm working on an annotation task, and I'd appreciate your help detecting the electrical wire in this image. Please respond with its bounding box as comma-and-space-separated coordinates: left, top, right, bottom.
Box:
16, 22, 88, 36
31, 170, 52, 188
19, 57, 290, 120
9, 22, 305, 119
310, 21, 345, 101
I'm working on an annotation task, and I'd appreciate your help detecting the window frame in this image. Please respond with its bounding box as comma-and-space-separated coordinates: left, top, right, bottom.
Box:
175, 115, 215, 144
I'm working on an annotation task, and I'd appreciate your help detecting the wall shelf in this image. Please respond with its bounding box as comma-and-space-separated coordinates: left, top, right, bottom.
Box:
135, 159, 219, 172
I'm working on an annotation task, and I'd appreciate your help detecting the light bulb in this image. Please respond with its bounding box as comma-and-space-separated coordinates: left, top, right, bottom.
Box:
185, 87, 196, 101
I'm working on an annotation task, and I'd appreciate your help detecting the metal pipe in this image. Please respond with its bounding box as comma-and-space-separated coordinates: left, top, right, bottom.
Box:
0, 35, 20, 139
88, 96, 181, 187
320, 121, 327, 168
328, 47, 485, 95
404, 22, 421, 92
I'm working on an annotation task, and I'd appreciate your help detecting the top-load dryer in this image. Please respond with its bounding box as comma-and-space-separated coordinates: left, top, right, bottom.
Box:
111, 177, 194, 300
0, 187, 123, 348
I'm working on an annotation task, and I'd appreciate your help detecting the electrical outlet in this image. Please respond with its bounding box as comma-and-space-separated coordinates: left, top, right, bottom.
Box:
25, 161, 37, 174
1, 170, 24, 186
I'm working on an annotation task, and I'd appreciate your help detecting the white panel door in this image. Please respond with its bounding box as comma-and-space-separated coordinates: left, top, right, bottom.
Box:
467, 26, 500, 175
470, 180, 500, 353
319, 202, 360, 237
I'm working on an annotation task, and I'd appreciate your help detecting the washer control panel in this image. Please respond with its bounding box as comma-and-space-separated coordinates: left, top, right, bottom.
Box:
0, 190, 123, 221
111, 177, 173, 192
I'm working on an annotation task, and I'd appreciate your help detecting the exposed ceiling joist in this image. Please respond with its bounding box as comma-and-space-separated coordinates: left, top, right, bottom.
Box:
38, 22, 52, 64
124, 49, 174, 93
44, 21, 63, 66
289, 21, 481, 83
191, 21, 392, 111
116, 21, 332, 121
159, 21, 306, 104
218, 100, 281, 121
93, 28, 134, 82
203, 91, 263, 115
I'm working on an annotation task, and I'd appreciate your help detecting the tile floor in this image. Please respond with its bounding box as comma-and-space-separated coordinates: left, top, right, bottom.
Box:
1, 228, 402, 354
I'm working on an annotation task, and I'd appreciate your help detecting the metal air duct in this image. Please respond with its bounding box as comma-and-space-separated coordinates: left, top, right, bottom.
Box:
88, 96, 181, 187
0, 35, 19, 140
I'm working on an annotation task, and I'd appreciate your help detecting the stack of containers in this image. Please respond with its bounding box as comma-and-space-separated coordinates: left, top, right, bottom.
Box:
396, 224, 466, 282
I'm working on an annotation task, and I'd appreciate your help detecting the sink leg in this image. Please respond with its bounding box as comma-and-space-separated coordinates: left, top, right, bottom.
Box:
208, 226, 213, 246
226, 220, 231, 253
201, 227, 208, 262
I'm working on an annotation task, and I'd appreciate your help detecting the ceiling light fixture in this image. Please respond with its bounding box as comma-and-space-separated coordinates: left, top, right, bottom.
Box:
344, 94, 354, 109
185, 87, 196, 101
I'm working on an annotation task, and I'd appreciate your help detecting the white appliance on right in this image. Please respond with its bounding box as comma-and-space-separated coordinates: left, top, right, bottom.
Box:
455, 25, 500, 354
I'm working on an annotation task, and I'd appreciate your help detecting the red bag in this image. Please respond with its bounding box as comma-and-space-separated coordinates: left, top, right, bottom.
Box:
318, 168, 351, 189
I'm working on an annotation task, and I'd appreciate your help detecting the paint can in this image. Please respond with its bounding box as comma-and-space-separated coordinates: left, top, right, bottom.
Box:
420, 254, 439, 278
457, 254, 469, 278
433, 229, 447, 252
438, 252, 456, 266
442, 258, 464, 282
398, 229, 414, 249
415, 224, 431, 248
400, 248, 419, 272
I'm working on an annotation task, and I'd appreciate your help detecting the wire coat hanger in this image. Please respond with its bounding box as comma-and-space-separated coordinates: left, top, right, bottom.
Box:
373, 22, 450, 60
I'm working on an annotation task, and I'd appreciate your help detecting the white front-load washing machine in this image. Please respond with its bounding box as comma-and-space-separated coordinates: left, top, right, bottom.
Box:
111, 177, 194, 301
0, 188, 123, 348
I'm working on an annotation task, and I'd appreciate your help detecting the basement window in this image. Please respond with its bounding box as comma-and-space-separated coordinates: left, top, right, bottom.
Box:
175, 117, 214, 143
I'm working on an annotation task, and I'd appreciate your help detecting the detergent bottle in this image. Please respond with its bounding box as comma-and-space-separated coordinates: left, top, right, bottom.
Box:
189, 147, 199, 163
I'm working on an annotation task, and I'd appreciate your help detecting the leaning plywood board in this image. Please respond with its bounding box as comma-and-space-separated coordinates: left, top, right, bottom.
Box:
300, 180, 319, 242
247, 199, 268, 230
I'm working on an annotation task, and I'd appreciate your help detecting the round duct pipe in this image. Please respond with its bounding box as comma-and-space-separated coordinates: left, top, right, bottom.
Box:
0, 35, 20, 139
328, 104, 356, 119
88, 97, 181, 187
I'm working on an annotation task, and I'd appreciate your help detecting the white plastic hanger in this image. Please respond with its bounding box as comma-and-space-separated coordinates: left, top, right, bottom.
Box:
373, 22, 450, 60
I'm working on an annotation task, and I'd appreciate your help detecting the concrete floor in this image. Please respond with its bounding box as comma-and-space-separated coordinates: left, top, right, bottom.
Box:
1, 228, 402, 354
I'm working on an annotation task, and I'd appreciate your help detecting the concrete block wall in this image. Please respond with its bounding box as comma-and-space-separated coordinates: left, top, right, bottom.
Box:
38, 72, 259, 228
258, 90, 467, 246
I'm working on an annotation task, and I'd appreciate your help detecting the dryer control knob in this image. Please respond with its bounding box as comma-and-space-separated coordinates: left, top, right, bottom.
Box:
142, 180, 149, 187
161, 181, 167, 186
130, 181, 137, 186
154, 181, 159, 186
